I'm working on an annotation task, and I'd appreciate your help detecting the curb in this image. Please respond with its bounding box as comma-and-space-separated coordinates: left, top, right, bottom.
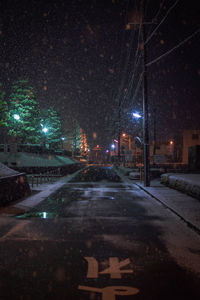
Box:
134, 182, 200, 235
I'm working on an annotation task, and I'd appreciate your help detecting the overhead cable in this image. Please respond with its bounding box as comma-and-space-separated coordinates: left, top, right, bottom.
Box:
145, 0, 179, 45
146, 28, 200, 67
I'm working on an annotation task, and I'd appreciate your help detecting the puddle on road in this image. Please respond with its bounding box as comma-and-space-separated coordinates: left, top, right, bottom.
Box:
16, 211, 56, 219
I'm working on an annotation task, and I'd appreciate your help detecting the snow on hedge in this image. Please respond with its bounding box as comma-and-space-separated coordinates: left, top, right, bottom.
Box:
161, 173, 200, 200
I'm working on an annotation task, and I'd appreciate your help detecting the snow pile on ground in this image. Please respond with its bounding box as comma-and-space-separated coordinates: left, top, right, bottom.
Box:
161, 173, 200, 200
0, 162, 19, 178
56, 155, 76, 165
129, 172, 140, 180
0, 152, 76, 167
116, 166, 136, 176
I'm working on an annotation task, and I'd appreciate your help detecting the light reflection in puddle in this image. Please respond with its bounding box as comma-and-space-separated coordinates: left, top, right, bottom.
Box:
16, 211, 55, 219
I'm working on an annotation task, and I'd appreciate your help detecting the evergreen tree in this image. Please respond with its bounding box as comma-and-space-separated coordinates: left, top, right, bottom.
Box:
7, 79, 41, 143
40, 107, 62, 149
71, 119, 81, 154
0, 83, 8, 127
63, 116, 81, 155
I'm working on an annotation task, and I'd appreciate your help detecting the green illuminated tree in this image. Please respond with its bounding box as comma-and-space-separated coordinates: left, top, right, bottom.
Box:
0, 83, 8, 127
63, 116, 81, 155
40, 107, 62, 149
7, 79, 41, 143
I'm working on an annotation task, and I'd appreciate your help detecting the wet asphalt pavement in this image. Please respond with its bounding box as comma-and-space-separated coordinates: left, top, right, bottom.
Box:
0, 166, 200, 299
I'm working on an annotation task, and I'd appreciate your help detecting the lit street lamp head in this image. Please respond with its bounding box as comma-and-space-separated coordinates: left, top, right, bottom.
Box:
132, 111, 142, 119
42, 127, 48, 133
13, 114, 20, 120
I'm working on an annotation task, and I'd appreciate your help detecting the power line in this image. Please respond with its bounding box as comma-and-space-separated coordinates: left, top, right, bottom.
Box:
119, 1, 144, 109
119, 32, 142, 109
131, 71, 143, 103
114, 0, 130, 102
145, 0, 179, 45
120, 0, 165, 110
109, 0, 178, 140
151, 0, 165, 22
146, 27, 200, 67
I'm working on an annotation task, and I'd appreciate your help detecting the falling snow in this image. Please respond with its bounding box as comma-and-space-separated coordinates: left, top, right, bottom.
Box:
0, 0, 199, 147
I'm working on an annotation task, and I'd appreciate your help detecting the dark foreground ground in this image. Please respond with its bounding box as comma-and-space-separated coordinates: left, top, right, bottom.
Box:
0, 167, 199, 300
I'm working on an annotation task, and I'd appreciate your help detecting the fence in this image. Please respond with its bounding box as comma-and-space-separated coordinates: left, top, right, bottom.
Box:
28, 169, 62, 188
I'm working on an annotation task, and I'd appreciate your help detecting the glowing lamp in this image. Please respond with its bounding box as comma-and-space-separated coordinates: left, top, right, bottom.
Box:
13, 114, 20, 120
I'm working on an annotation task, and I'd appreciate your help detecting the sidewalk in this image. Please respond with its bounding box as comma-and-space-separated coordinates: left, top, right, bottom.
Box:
135, 178, 200, 234
0, 176, 71, 216
115, 167, 200, 234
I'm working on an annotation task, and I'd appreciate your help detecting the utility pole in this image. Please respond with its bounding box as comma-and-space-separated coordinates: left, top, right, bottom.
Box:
153, 107, 157, 160
117, 106, 121, 164
141, 12, 150, 186
129, 0, 151, 186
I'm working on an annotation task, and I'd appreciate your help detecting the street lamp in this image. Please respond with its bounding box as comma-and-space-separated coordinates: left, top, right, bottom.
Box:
13, 114, 20, 120
61, 137, 65, 149
111, 143, 116, 163
128, 1, 150, 186
13, 114, 20, 151
41, 126, 48, 149
132, 111, 142, 119
42, 127, 48, 133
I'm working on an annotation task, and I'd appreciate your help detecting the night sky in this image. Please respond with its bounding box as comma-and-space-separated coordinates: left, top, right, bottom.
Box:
0, 0, 199, 148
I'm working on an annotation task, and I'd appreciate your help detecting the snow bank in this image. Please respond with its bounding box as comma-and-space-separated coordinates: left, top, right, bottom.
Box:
0, 162, 31, 205
0, 162, 19, 178
161, 173, 200, 200
0, 152, 76, 168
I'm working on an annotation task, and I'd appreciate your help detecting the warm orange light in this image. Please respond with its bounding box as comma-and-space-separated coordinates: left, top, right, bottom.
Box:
97, 145, 99, 148
170, 140, 174, 145
122, 133, 126, 137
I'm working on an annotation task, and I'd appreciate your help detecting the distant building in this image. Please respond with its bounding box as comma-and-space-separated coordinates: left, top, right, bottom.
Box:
112, 129, 200, 166
149, 140, 175, 164
182, 130, 200, 164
